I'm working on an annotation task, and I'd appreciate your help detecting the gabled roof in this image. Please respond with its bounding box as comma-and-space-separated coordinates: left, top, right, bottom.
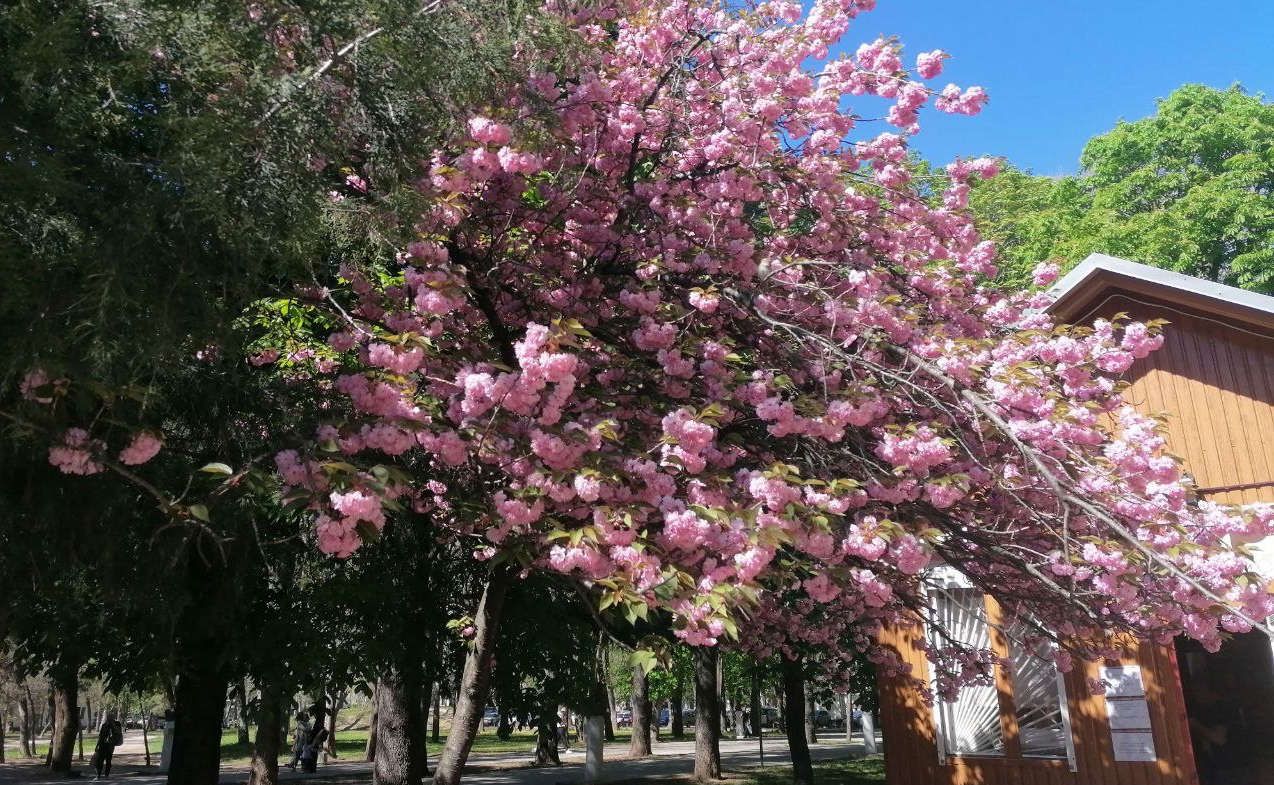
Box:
1047, 253, 1274, 332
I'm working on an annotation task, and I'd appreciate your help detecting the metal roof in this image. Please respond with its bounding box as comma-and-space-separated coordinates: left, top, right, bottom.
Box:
1047, 253, 1274, 330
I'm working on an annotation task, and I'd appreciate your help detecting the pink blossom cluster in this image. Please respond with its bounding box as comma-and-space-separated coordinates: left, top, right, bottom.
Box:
118, 432, 163, 466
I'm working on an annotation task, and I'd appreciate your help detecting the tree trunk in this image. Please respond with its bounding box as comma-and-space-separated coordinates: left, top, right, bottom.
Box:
47, 672, 78, 773
532, 700, 560, 767
429, 685, 440, 744
325, 689, 344, 758
804, 688, 817, 745
168, 651, 230, 785
781, 656, 813, 785
671, 677, 684, 738
365, 681, 379, 762
236, 680, 251, 746
374, 666, 425, 785
628, 665, 652, 758
431, 565, 513, 785
750, 667, 761, 737
18, 685, 34, 757
693, 647, 720, 782
606, 682, 618, 740
248, 679, 285, 785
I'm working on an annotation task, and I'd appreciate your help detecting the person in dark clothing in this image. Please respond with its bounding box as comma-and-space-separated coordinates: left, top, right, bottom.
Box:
92, 712, 124, 779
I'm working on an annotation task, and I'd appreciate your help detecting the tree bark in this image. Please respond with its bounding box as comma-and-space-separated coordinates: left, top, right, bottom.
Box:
47, 672, 78, 773
692, 647, 720, 782
628, 665, 652, 758
248, 679, 285, 785
168, 650, 230, 785
781, 656, 813, 785
606, 681, 618, 740
236, 680, 251, 746
374, 666, 425, 785
804, 688, 817, 745
671, 676, 684, 738
431, 565, 513, 785
430, 685, 440, 744
366, 681, 379, 762
18, 684, 34, 757
325, 689, 344, 758
750, 667, 761, 737
532, 700, 560, 766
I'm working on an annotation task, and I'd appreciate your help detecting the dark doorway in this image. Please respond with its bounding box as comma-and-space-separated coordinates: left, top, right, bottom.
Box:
1176, 631, 1274, 785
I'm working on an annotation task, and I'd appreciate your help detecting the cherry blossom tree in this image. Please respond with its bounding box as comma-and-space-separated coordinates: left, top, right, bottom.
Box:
258, 0, 1274, 780
35, 0, 1274, 782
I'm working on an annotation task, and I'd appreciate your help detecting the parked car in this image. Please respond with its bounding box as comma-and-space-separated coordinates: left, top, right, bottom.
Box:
682, 709, 695, 725
616, 709, 632, 727
658, 708, 670, 726
482, 707, 499, 728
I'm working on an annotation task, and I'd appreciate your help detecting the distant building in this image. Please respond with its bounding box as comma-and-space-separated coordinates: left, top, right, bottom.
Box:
877, 254, 1274, 785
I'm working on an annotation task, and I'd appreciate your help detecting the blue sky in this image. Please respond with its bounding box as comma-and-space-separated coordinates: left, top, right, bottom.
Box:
825, 0, 1274, 175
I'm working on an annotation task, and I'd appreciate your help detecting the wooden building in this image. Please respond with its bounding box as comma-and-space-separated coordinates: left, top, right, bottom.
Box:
877, 254, 1274, 785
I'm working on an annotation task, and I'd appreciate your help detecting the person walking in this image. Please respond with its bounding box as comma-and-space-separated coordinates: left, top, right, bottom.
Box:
92, 712, 124, 780
287, 712, 311, 770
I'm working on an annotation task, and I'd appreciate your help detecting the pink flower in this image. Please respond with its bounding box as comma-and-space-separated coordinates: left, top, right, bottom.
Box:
915, 50, 946, 79
119, 432, 163, 466
468, 116, 512, 145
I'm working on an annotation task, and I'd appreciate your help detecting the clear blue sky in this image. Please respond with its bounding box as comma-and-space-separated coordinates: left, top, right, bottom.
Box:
824, 0, 1274, 175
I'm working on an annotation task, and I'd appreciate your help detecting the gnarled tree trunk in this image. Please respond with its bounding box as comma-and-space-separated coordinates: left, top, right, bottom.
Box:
781, 656, 813, 785
248, 679, 285, 785
693, 647, 720, 782
374, 666, 425, 785
47, 671, 78, 773
432, 565, 513, 785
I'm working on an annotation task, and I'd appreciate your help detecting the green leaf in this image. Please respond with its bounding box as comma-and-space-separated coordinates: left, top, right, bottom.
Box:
198, 462, 233, 475
189, 504, 210, 522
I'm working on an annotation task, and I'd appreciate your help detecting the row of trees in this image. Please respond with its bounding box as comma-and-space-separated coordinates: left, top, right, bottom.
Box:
4, 2, 1273, 785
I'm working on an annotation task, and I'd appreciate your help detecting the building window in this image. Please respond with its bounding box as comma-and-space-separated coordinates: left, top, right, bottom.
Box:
1005, 617, 1071, 759
930, 586, 1006, 757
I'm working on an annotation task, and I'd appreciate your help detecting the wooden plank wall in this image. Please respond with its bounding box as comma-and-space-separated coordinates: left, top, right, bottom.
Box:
880, 287, 1274, 784
878, 606, 1199, 785
1103, 291, 1274, 507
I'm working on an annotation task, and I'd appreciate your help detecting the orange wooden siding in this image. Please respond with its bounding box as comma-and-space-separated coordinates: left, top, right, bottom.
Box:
879, 601, 1200, 785
879, 287, 1274, 784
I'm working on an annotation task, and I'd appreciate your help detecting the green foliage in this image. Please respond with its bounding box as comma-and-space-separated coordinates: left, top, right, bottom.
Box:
966, 84, 1274, 291
0, 0, 565, 415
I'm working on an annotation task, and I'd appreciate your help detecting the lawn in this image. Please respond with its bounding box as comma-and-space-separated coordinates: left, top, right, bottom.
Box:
219, 726, 637, 766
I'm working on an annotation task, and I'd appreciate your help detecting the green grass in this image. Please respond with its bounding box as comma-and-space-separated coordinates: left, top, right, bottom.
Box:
740, 757, 885, 785
219, 726, 637, 766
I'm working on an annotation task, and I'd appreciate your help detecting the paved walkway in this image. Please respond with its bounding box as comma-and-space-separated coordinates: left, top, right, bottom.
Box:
0, 735, 878, 785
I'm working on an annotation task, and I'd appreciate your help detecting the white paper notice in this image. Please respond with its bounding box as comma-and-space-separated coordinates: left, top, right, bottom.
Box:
1107, 699, 1152, 730
1100, 665, 1156, 761
1110, 731, 1157, 762
1101, 665, 1146, 698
